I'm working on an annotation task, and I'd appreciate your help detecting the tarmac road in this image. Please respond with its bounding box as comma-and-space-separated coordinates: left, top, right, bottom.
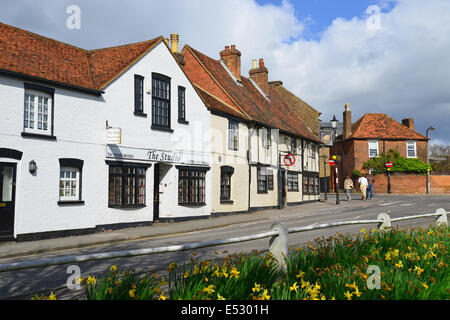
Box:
0, 194, 448, 300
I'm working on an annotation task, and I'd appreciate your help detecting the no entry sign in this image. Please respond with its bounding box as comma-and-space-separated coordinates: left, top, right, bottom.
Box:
385, 161, 393, 168
328, 158, 336, 166
284, 154, 296, 166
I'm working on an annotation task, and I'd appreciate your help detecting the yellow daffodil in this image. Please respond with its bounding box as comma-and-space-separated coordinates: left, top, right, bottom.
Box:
168, 262, 176, 273
48, 292, 56, 300
159, 292, 167, 300
344, 291, 353, 300
86, 275, 97, 286
184, 272, 189, 279
203, 285, 215, 295
290, 282, 299, 293
252, 283, 261, 293
192, 265, 200, 275
230, 267, 240, 279
108, 288, 114, 294
395, 260, 404, 269
422, 283, 428, 289
260, 289, 270, 300
296, 271, 305, 279
217, 293, 226, 300
110, 265, 117, 274
129, 289, 135, 298
414, 265, 424, 277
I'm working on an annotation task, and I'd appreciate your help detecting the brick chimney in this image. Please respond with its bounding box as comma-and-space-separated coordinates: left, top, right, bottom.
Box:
343, 103, 352, 139
249, 58, 269, 96
220, 45, 241, 81
402, 118, 415, 130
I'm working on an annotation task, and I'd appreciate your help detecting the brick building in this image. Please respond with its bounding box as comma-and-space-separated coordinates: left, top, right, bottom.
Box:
331, 104, 429, 189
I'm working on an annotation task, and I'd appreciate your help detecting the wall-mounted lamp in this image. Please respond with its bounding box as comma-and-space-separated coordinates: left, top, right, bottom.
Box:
29, 160, 37, 174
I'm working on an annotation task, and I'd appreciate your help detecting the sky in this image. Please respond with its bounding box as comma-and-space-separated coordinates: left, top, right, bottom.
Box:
1, 0, 449, 145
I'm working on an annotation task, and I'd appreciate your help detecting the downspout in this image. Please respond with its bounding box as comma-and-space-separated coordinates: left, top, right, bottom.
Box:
248, 122, 256, 212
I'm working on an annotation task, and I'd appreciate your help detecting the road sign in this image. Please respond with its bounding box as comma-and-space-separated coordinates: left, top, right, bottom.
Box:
385, 161, 393, 168
283, 154, 296, 166
328, 158, 336, 166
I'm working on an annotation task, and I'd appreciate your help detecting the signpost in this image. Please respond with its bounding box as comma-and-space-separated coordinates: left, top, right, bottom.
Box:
328, 158, 336, 166
283, 154, 296, 167
385, 161, 393, 194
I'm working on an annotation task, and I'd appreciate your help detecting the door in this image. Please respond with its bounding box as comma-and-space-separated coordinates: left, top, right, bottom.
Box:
153, 163, 160, 221
0, 163, 16, 239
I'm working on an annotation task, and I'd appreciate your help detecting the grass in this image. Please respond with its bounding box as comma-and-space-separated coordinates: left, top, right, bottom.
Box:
40, 224, 449, 300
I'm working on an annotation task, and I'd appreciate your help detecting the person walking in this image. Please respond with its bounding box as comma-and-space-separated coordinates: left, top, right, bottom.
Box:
344, 176, 354, 202
367, 174, 375, 200
358, 174, 369, 200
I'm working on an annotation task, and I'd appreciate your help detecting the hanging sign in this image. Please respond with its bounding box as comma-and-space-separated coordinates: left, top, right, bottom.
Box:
106, 128, 122, 145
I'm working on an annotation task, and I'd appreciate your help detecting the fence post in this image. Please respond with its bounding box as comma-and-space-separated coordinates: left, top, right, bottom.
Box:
377, 212, 391, 231
269, 222, 289, 273
435, 208, 448, 227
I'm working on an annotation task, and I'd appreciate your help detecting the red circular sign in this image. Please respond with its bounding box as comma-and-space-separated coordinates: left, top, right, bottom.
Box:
328, 158, 336, 166
385, 161, 393, 168
284, 154, 296, 166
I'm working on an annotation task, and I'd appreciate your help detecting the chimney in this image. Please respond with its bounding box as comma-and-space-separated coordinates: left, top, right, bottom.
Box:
343, 103, 352, 139
402, 118, 415, 130
170, 33, 179, 53
169, 33, 185, 66
220, 45, 241, 81
249, 58, 269, 96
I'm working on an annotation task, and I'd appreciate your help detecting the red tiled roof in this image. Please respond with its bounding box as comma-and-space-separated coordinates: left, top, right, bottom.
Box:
0, 22, 162, 91
183, 45, 321, 143
347, 113, 428, 140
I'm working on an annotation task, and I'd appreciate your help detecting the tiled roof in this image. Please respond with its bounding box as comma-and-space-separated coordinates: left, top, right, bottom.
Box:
347, 113, 428, 140
0, 22, 162, 91
183, 45, 321, 143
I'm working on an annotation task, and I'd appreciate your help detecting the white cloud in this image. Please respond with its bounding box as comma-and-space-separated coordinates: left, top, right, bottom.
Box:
1, 0, 449, 144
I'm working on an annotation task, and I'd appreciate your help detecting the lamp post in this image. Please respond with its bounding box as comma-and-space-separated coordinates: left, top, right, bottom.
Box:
331, 115, 340, 205
426, 126, 435, 194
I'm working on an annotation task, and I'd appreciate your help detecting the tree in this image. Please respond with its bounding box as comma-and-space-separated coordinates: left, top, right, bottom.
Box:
429, 144, 450, 173
362, 148, 429, 175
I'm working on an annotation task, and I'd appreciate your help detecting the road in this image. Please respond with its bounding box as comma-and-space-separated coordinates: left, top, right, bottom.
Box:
0, 195, 448, 300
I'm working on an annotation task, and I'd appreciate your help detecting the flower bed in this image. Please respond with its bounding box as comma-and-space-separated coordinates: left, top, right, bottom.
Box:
34, 225, 449, 300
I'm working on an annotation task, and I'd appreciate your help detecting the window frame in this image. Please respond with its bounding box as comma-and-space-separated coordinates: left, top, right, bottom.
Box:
151, 73, 172, 131
178, 167, 208, 206
59, 167, 80, 202
107, 163, 149, 208
287, 172, 299, 192
406, 140, 417, 158
23, 84, 55, 138
368, 140, 379, 158
134, 75, 145, 115
228, 119, 239, 151
58, 158, 84, 204
178, 86, 188, 123
257, 167, 268, 194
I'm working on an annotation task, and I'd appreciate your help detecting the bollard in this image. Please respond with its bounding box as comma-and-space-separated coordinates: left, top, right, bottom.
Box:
268, 222, 289, 273
435, 208, 448, 227
377, 212, 391, 231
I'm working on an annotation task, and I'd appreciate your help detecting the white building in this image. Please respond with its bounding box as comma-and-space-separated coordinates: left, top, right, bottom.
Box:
0, 23, 211, 241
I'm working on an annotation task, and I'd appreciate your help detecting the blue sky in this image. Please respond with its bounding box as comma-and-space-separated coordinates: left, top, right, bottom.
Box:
0, 0, 449, 145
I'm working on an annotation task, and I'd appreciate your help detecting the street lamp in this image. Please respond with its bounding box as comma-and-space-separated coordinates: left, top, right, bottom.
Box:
331, 115, 340, 205
426, 126, 435, 194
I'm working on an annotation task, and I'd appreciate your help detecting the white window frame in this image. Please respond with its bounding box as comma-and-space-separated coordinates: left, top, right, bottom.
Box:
406, 140, 417, 158
228, 119, 239, 151
24, 89, 52, 135
368, 140, 379, 158
59, 167, 80, 201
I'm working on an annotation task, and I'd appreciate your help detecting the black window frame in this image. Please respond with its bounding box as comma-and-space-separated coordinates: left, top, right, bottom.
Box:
220, 166, 234, 202
303, 173, 319, 195
177, 167, 208, 206
178, 86, 188, 124
257, 167, 268, 194
151, 73, 172, 131
267, 169, 274, 190
107, 162, 150, 208
287, 172, 299, 192
134, 75, 145, 116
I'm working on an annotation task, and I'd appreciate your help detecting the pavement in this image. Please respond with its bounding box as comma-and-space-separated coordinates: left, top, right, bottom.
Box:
0, 193, 447, 260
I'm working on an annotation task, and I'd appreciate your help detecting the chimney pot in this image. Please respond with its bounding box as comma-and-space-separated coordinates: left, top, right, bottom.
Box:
225, 45, 229, 50
252, 59, 258, 69
259, 58, 265, 68
402, 118, 415, 130
170, 33, 179, 53
220, 45, 241, 81
249, 58, 269, 96
231, 45, 236, 50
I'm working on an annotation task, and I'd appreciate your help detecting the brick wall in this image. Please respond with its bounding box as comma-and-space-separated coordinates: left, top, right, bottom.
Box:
368, 173, 450, 194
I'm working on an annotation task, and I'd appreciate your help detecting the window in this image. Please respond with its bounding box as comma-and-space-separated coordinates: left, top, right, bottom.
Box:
267, 169, 274, 190
220, 166, 234, 202
290, 138, 297, 153
406, 140, 417, 158
369, 140, 379, 157
152, 74, 171, 129
257, 167, 268, 193
108, 165, 147, 207
58, 158, 83, 203
24, 89, 52, 135
287, 172, 299, 191
303, 173, 319, 195
178, 86, 186, 122
178, 168, 207, 205
60, 168, 80, 201
134, 75, 144, 114
228, 120, 239, 151
303, 176, 309, 194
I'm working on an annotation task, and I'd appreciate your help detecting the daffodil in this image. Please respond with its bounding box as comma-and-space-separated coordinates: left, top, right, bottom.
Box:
159, 292, 167, 300
168, 262, 176, 273
184, 271, 189, 278
108, 287, 114, 294
48, 292, 56, 300
230, 267, 240, 279
422, 283, 429, 289
260, 289, 270, 300
289, 282, 299, 293
344, 291, 353, 300
203, 285, 215, 295
110, 265, 117, 274
414, 265, 424, 277
296, 271, 305, 279
129, 289, 135, 298
217, 293, 226, 300
86, 275, 97, 286
252, 283, 261, 293
395, 260, 404, 269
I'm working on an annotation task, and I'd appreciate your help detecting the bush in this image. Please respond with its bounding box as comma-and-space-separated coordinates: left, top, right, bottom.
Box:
363, 149, 430, 175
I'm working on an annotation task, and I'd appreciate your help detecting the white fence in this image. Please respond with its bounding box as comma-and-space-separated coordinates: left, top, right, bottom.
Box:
0, 208, 447, 273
